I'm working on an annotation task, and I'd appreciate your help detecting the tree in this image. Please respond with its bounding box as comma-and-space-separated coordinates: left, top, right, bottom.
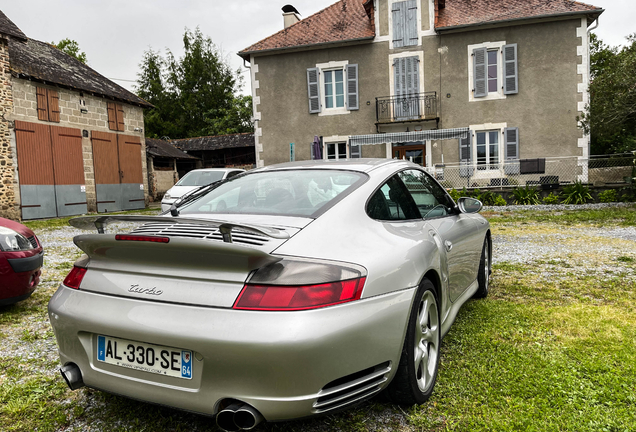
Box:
52, 38, 87, 64
580, 33, 636, 154
136, 28, 253, 139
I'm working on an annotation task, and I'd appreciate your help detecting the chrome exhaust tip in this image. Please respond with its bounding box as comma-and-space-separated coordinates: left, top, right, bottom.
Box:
60, 363, 84, 390
234, 404, 264, 430
216, 402, 243, 432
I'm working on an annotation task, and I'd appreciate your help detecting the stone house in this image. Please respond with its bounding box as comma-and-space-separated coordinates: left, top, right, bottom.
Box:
145, 138, 198, 201
239, 0, 603, 187
0, 10, 152, 220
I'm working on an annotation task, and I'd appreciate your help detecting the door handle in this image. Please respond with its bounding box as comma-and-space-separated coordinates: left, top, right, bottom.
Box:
444, 240, 453, 252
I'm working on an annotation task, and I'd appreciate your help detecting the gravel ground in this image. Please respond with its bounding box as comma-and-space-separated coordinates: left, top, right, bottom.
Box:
1, 205, 635, 432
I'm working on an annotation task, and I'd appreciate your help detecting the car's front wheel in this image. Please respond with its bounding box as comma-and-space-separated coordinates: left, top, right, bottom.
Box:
387, 278, 440, 405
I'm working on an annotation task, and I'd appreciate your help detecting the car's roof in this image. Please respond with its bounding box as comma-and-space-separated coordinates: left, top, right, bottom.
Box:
257, 158, 410, 173
186, 168, 245, 173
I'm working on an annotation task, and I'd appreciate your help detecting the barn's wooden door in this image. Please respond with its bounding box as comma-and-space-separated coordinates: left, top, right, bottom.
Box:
50, 126, 87, 216
91, 131, 144, 212
117, 135, 145, 210
15, 121, 86, 219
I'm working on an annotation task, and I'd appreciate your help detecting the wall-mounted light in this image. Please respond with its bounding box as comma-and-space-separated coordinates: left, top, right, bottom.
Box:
446, 93, 451, 98
134, 127, 143, 133
366, 101, 371, 106
82, 130, 88, 137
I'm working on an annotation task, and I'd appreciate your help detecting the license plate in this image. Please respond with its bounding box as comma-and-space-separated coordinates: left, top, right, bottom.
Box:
96, 335, 192, 379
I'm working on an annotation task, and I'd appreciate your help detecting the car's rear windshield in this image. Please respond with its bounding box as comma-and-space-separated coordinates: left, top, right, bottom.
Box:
178, 169, 368, 218
176, 171, 225, 186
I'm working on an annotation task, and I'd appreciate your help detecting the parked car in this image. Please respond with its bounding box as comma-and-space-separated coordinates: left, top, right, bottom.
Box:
0, 218, 43, 306
161, 168, 246, 212
49, 159, 490, 431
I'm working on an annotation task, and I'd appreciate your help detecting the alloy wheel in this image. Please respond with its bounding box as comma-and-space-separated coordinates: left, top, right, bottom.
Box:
413, 290, 439, 392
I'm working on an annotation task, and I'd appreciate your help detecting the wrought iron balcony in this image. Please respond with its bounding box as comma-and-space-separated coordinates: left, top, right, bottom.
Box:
376, 92, 438, 124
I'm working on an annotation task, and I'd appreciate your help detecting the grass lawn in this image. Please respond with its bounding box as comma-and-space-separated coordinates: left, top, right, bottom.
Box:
1, 206, 635, 431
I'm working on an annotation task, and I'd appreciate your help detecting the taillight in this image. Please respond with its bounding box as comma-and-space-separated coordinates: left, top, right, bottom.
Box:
63, 266, 87, 289
234, 277, 366, 311
115, 234, 170, 243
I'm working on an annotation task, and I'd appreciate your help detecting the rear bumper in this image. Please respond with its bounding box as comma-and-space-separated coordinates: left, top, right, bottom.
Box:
48, 285, 414, 421
0, 250, 42, 303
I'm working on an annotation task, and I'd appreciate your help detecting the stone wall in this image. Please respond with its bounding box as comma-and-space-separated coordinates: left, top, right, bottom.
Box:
0, 38, 18, 220
8, 80, 149, 214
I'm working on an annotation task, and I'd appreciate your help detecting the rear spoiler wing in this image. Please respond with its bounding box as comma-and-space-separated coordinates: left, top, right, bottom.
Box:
69, 215, 290, 243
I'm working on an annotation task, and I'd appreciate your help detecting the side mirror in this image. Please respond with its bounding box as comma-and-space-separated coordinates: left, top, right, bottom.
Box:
457, 197, 483, 214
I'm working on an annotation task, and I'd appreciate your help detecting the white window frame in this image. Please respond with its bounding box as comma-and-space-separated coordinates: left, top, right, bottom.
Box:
323, 135, 350, 160
467, 41, 507, 102
468, 122, 507, 179
316, 60, 350, 117
475, 130, 500, 170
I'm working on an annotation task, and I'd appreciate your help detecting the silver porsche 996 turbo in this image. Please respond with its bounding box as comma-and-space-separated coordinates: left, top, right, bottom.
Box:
48, 159, 491, 431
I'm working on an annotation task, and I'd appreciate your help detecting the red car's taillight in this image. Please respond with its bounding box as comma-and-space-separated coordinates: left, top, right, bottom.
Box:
115, 234, 170, 243
63, 266, 87, 289
234, 278, 366, 311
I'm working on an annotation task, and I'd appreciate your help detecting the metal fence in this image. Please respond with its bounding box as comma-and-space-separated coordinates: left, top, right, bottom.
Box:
376, 92, 438, 124
418, 153, 635, 190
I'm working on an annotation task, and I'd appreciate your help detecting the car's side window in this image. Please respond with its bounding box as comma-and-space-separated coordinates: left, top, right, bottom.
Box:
398, 170, 454, 219
367, 174, 420, 221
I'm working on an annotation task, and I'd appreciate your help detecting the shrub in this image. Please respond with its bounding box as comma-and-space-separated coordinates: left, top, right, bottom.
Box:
476, 190, 497, 206
560, 182, 593, 204
512, 185, 541, 205
598, 189, 619, 203
543, 193, 560, 205
493, 195, 508, 206
448, 188, 461, 202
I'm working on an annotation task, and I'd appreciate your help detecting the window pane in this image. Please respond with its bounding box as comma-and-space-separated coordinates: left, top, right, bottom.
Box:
336, 95, 344, 107
398, 170, 452, 219
489, 131, 498, 144
325, 71, 332, 83
334, 70, 343, 82
327, 143, 336, 159
325, 95, 333, 109
179, 169, 367, 218
338, 143, 347, 159
488, 50, 497, 65
476, 132, 486, 145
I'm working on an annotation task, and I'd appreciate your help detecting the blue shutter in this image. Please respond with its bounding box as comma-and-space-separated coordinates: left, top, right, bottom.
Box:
503, 44, 518, 95
392, 1, 405, 48
473, 48, 487, 98
349, 143, 361, 158
307, 67, 321, 114
504, 127, 520, 175
405, 0, 418, 46
459, 132, 474, 178
346, 64, 359, 111
407, 57, 419, 95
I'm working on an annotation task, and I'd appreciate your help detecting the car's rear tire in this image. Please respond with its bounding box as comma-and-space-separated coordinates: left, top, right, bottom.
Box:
473, 238, 490, 299
387, 278, 440, 405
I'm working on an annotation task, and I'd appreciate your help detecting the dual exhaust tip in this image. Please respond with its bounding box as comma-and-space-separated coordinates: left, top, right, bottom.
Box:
216, 402, 264, 431
61, 364, 263, 431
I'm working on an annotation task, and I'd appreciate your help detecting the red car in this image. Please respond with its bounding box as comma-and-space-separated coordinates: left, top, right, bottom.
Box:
0, 218, 43, 305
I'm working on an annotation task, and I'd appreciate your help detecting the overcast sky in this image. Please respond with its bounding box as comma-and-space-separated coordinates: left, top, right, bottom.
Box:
2, 0, 633, 97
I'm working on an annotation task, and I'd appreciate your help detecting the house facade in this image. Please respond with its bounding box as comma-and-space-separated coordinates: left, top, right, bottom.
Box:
0, 10, 152, 220
239, 0, 603, 187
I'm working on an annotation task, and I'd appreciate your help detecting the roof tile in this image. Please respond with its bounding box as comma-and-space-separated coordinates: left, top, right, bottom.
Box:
436, 0, 602, 29
239, 0, 374, 56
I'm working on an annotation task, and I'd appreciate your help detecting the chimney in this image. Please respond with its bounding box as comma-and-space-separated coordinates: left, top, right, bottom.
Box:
282, 5, 301, 29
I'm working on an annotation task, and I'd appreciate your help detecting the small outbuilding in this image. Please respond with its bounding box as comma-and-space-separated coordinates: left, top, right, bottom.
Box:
145, 138, 198, 201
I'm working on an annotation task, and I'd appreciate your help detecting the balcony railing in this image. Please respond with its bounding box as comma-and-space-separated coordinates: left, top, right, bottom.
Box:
376, 92, 438, 124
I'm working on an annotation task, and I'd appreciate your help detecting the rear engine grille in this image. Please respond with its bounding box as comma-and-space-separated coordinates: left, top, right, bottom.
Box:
313, 361, 391, 413
131, 222, 270, 246
27, 236, 38, 248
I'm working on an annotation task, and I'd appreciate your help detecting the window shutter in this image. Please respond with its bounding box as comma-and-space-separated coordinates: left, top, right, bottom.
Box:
459, 132, 474, 178
394, 58, 404, 96
115, 103, 125, 131
47, 89, 60, 122
307, 67, 321, 114
405, 0, 418, 46
36, 87, 49, 121
392, 1, 405, 48
504, 127, 519, 159
503, 44, 518, 95
107, 102, 117, 130
346, 64, 359, 111
473, 48, 487, 98
406, 57, 419, 95
349, 143, 361, 158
